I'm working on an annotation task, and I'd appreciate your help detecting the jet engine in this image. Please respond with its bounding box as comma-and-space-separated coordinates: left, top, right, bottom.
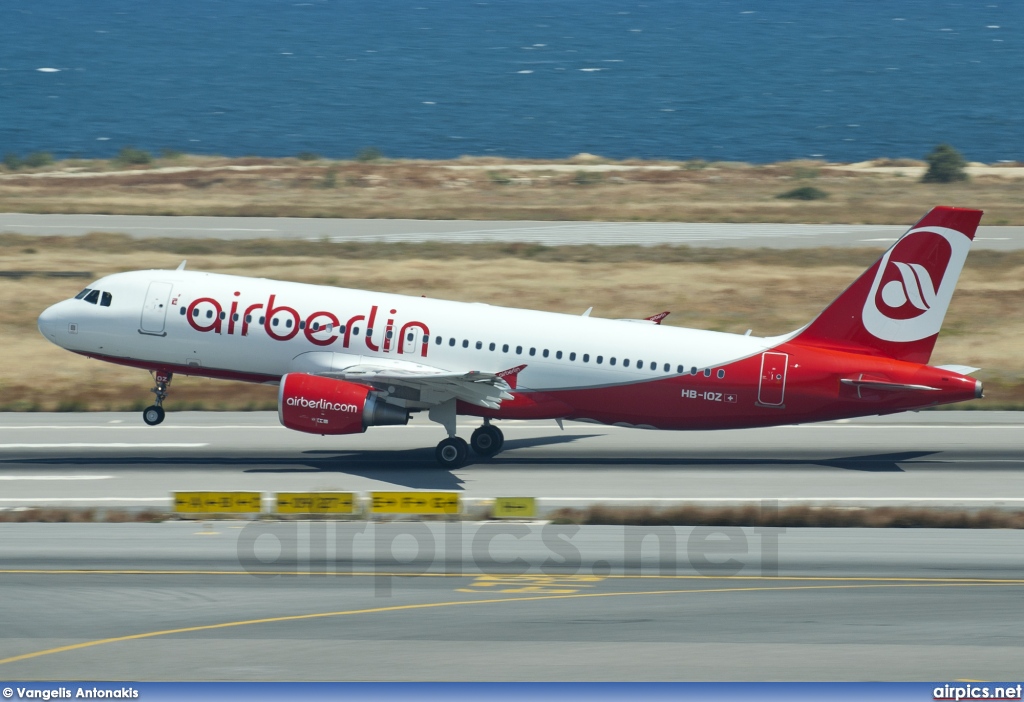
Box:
278, 373, 409, 435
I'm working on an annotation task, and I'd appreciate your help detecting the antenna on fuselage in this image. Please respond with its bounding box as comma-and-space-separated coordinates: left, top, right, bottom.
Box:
176, 260, 187, 271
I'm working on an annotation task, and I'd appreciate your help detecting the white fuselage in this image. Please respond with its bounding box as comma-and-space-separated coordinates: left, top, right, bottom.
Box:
39, 269, 776, 393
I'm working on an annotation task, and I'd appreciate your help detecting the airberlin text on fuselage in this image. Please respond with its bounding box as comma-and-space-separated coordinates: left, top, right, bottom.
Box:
183, 293, 431, 357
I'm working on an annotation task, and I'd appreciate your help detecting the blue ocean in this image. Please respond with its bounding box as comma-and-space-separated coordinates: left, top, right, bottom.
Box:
1, 1, 1022, 163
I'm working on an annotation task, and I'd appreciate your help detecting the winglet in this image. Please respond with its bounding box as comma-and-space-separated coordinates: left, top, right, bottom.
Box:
176, 260, 187, 271
645, 311, 670, 324
496, 364, 527, 390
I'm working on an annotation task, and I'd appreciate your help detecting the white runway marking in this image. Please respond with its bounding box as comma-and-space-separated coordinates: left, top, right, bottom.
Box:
0, 475, 112, 481
0, 443, 209, 448
0, 497, 168, 503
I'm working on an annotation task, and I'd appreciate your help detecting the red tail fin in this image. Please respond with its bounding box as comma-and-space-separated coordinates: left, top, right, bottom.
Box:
792, 206, 982, 364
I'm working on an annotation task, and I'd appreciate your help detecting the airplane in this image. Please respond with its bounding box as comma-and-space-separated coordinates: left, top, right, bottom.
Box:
37, 206, 984, 468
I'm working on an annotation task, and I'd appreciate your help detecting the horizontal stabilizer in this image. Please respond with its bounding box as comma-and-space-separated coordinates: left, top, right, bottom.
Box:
840, 377, 939, 392
936, 364, 980, 375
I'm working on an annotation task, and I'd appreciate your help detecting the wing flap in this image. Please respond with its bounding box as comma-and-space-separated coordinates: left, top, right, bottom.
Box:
315, 358, 522, 409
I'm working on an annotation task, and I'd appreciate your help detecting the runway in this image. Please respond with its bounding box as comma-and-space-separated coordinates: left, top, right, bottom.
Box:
4, 213, 1024, 249
1, 411, 1023, 680
0, 411, 1022, 511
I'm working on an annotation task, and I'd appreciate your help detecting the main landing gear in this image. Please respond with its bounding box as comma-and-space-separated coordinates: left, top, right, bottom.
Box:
142, 371, 172, 426
429, 400, 505, 468
434, 423, 505, 469
470, 423, 504, 457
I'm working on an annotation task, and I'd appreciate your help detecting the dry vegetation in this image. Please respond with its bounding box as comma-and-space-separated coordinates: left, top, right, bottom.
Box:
1, 504, 1021, 527
2, 233, 1023, 411
2, 154, 1024, 223
547, 504, 1024, 529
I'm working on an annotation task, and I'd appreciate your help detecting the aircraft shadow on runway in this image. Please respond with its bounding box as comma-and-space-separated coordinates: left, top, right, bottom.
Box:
486, 450, 938, 472
4, 446, 942, 493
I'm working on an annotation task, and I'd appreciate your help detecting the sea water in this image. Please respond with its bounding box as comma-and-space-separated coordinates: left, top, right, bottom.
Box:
1, 0, 1021, 162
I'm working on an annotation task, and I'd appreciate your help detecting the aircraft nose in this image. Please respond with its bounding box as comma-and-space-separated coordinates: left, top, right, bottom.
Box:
37, 303, 61, 341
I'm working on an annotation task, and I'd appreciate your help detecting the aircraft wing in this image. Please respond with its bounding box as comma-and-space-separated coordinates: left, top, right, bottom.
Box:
317, 359, 524, 410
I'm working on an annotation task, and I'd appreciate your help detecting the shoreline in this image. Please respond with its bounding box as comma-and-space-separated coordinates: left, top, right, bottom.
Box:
4, 153, 1024, 225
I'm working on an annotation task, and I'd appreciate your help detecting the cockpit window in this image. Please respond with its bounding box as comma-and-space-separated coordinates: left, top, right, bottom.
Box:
75, 289, 92, 300
84, 290, 100, 305
100, 291, 112, 307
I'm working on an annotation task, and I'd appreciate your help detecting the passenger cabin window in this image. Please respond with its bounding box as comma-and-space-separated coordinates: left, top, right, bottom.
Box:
677, 365, 683, 373
475, 341, 482, 350
704, 368, 712, 377
556, 351, 563, 360
100, 292, 112, 307
489, 343, 496, 351
610, 357, 617, 366
583, 354, 590, 362
502, 344, 509, 353
529, 348, 536, 356
623, 359, 630, 368
449, 338, 456, 347
717, 369, 726, 379
596, 355, 603, 364
84, 290, 100, 305
651, 361, 657, 371
462, 340, 469, 348
436, 336, 443, 345
542, 349, 549, 358
570, 352, 577, 361
180, 307, 186, 316
516, 346, 523, 354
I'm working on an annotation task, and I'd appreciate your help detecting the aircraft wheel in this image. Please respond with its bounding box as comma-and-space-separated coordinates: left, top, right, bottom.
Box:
435, 437, 469, 468
142, 405, 165, 426
470, 425, 504, 457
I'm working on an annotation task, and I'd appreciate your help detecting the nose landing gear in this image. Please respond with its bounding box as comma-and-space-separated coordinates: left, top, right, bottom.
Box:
142, 370, 172, 426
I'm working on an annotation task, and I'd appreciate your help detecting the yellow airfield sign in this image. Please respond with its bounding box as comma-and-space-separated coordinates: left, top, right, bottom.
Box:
275, 492, 357, 514
492, 497, 537, 518
173, 491, 262, 513
369, 491, 460, 515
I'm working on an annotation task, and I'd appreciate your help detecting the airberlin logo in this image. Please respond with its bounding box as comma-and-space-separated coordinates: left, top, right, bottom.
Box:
184, 293, 431, 358
878, 259, 943, 319
862, 227, 970, 343
286, 396, 359, 413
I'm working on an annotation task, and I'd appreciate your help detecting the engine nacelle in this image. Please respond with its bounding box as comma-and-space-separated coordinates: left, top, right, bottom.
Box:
278, 373, 409, 435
